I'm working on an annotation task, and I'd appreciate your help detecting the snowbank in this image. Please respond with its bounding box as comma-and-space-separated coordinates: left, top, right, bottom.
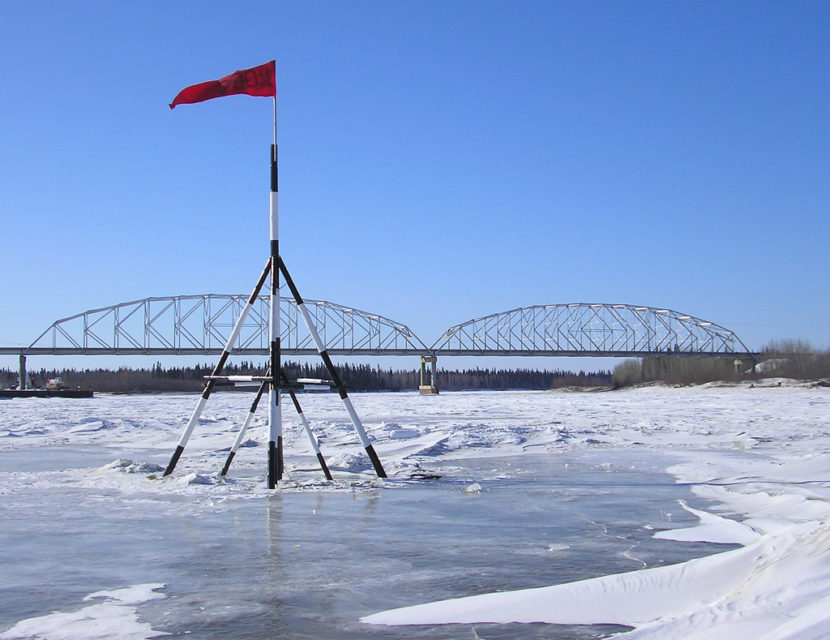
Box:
360, 387, 830, 639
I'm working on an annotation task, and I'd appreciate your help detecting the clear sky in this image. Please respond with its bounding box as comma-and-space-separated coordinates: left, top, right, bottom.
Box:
1, 1, 828, 372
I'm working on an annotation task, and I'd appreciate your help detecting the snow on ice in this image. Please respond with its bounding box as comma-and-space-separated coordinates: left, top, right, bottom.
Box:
0, 584, 167, 640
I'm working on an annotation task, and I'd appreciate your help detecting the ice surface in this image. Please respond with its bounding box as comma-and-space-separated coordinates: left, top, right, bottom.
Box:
0, 385, 828, 638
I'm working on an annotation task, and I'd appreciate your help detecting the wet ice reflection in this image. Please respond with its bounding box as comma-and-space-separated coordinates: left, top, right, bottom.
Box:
1, 450, 721, 640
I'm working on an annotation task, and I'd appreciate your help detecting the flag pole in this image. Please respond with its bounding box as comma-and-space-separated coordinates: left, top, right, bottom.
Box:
268, 95, 282, 488
166, 60, 281, 485
267, 65, 282, 487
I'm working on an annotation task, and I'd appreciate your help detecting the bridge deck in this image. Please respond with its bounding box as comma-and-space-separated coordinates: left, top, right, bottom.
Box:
0, 347, 760, 358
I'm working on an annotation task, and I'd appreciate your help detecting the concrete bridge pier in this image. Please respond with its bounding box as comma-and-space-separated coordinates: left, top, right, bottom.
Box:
419, 355, 439, 395
18, 354, 27, 391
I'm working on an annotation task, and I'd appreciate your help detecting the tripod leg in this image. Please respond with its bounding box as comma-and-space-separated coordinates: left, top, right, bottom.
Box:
282, 372, 332, 480
278, 257, 386, 478
163, 259, 271, 477
220, 380, 268, 477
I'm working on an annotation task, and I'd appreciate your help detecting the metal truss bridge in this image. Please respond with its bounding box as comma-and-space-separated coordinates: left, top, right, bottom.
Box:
2, 295, 757, 359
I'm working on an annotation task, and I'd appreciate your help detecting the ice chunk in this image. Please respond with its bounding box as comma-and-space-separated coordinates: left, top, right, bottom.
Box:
180, 472, 213, 485
101, 459, 165, 474
0, 583, 167, 640
327, 452, 372, 473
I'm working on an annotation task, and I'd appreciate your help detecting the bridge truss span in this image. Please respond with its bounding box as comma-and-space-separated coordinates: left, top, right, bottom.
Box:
25, 295, 428, 356
430, 303, 753, 357
9, 298, 758, 360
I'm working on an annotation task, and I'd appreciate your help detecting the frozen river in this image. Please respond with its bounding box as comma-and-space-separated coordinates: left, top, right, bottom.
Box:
1, 383, 828, 639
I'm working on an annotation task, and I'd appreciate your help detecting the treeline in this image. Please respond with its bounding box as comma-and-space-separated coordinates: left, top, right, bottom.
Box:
612, 341, 830, 387
283, 363, 611, 391
1, 361, 611, 393
7, 341, 826, 392
445, 368, 611, 390
758, 340, 830, 380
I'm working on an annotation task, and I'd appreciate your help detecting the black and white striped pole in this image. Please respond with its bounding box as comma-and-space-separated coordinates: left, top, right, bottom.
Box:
268, 134, 283, 488
163, 259, 271, 477
278, 257, 387, 478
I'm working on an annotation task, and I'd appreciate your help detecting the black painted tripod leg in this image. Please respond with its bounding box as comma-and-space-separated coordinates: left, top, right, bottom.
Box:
278, 257, 387, 478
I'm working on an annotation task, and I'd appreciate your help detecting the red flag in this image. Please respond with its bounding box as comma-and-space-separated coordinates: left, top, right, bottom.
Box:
169, 61, 276, 109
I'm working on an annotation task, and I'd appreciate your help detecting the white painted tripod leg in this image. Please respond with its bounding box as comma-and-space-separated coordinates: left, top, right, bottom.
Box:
298, 304, 373, 449
164, 396, 207, 476
164, 259, 271, 477
220, 408, 257, 477
295, 403, 333, 480
296, 302, 385, 477
298, 410, 321, 455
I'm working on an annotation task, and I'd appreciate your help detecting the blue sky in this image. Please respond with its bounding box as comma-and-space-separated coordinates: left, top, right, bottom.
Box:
1, 1, 828, 372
